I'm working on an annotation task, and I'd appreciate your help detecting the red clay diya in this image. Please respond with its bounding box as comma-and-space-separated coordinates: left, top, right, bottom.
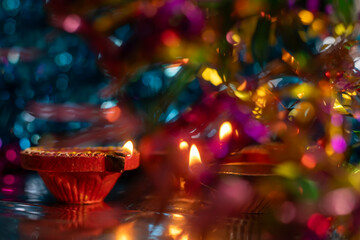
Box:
21, 144, 140, 204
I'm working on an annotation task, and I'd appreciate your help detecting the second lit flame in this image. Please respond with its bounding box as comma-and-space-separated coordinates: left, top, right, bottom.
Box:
123, 141, 133, 155
219, 121, 233, 141
189, 144, 202, 167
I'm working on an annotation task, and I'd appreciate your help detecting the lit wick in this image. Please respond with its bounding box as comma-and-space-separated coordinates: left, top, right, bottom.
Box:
122, 140, 133, 156
219, 121, 233, 142
184, 144, 204, 195
189, 144, 202, 169
214, 121, 233, 158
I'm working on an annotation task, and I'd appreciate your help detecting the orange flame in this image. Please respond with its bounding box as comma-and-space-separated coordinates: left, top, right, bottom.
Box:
123, 141, 133, 155
179, 141, 189, 150
219, 121, 233, 141
189, 144, 201, 167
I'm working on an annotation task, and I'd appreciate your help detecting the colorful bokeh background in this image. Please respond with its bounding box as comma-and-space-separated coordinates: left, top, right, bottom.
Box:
3, 0, 360, 238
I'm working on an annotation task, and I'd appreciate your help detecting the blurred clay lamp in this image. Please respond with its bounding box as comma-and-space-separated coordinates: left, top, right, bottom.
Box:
219, 144, 281, 213
21, 141, 139, 204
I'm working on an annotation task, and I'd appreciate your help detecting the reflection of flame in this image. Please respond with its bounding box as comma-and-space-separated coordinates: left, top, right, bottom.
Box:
219, 121, 232, 141
116, 222, 134, 240
169, 225, 182, 237
179, 141, 189, 150
123, 141, 133, 155
189, 144, 201, 167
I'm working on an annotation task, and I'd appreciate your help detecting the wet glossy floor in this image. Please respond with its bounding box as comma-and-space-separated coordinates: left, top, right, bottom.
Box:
0, 173, 264, 239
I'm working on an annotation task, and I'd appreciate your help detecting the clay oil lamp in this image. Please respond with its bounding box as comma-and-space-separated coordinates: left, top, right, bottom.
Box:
21, 141, 139, 204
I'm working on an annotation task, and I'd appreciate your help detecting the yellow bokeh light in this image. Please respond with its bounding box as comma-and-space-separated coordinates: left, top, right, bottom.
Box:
298, 10, 314, 25
232, 33, 241, 45
256, 87, 267, 97
274, 162, 300, 179
201, 67, 223, 86
291, 83, 314, 99
335, 23, 346, 35
312, 19, 325, 32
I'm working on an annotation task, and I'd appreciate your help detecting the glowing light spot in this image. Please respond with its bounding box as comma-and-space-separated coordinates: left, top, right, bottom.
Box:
331, 135, 346, 153
325, 144, 334, 156
180, 235, 188, 240
164, 65, 182, 77
103, 106, 121, 122
335, 23, 346, 35
7, 49, 20, 64
189, 144, 201, 167
301, 153, 316, 169
226, 31, 241, 45
123, 141, 133, 155
2, 188, 13, 193
298, 10, 314, 25
161, 30, 180, 47
349, 171, 360, 191
55, 52, 72, 67
274, 162, 300, 179
63, 14, 81, 33
115, 222, 134, 240
2, 0, 20, 11
307, 213, 331, 237
5, 149, 16, 162
321, 36, 335, 51
109, 36, 123, 47
201, 67, 223, 86
172, 214, 184, 219
312, 19, 325, 32
323, 188, 356, 215
256, 87, 266, 97
354, 57, 360, 70
169, 225, 182, 237
291, 83, 314, 99
3, 175, 15, 185
219, 121, 233, 141
101, 100, 117, 109
31, 134, 40, 145
179, 141, 189, 150
234, 90, 251, 101
19, 138, 30, 150
237, 81, 247, 91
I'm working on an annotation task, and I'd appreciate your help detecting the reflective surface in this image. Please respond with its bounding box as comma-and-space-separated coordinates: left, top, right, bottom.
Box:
0, 173, 264, 240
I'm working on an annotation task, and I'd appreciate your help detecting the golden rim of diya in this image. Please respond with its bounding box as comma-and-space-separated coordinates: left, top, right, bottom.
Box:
218, 163, 276, 176
21, 146, 139, 173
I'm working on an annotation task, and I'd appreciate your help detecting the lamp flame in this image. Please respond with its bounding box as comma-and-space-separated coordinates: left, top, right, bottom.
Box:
123, 141, 133, 155
189, 144, 201, 167
219, 121, 233, 141
179, 141, 189, 150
